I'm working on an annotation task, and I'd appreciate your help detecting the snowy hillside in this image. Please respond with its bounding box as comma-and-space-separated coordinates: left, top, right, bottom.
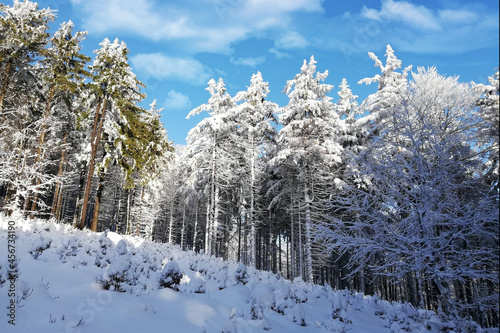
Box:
0, 216, 489, 333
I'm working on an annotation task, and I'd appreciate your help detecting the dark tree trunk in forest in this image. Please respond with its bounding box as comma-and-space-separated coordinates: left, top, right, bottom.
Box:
78, 97, 106, 230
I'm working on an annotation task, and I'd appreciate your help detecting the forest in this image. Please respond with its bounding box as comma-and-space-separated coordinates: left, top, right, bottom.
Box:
0, 0, 498, 328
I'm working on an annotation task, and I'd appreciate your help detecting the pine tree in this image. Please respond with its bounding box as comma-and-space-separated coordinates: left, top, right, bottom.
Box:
0, 0, 55, 214
28, 20, 89, 216
0, 0, 55, 113
186, 78, 237, 255
233, 72, 277, 266
77, 38, 145, 231
270, 56, 342, 282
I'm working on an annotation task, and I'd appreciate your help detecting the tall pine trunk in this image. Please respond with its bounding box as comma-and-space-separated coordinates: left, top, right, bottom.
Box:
30, 86, 56, 217
78, 97, 106, 230
90, 173, 105, 231
0, 60, 12, 114
249, 134, 256, 267
51, 131, 68, 219
303, 187, 314, 283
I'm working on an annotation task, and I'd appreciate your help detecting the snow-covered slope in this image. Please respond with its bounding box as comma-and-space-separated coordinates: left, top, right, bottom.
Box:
0, 216, 488, 333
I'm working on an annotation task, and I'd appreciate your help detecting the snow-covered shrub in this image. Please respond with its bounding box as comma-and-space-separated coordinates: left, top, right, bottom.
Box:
291, 277, 309, 303
186, 271, 206, 293
159, 261, 183, 291
95, 232, 114, 268
332, 296, 352, 324
292, 303, 306, 326
213, 269, 228, 290
0, 262, 7, 286
221, 320, 237, 333
254, 284, 276, 310
116, 239, 128, 255
98, 256, 132, 292
57, 236, 81, 263
275, 282, 294, 315
29, 235, 52, 259
234, 262, 248, 285
250, 296, 264, 320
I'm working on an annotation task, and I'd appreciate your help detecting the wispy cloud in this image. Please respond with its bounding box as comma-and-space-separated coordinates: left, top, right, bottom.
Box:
345, 0, 498, 54
130, 53, 213, 85
69, 0, 498, 59
361, 0, 441, 31
230, 56, 266, 68
163, 90, 191, 111
269, 48, 291, 59
69, 0, 323, 55
276, 31, 308, 49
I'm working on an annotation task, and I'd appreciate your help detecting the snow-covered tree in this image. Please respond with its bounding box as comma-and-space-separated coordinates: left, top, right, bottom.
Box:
358, 44, 412, 139
77, 38, 146, 231
27, 20, 89, 216
232, 72, 278, 267
269, 56, 343, 283
476, 71, 499, 191
318, 66, 499, 319
0, 0, 55, 112
185, 78, 237, 255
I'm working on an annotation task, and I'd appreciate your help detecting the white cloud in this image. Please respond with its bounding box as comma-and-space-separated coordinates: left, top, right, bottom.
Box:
69, 0, 325, 55
246, 0, 323, 14
361, 0, 441, 31
438, 9, 477, 24
269, 48, 291, 59
277, 31, 308, 49
230, 56, 266, 68
355, 0, 498, 54
163, 90, 191, 111
130, 53, 212, 86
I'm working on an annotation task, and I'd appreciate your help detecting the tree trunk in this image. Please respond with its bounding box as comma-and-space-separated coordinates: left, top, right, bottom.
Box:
51, 131, 68, 219
0, 60, 12, 114
168, 196, 175, 243
192, 203, 199, 252
29, 86, 56, 217
180, 201, 186, 250
135, 187, 145, 236
90, 173, 105, 232
303, 188, 314, 283
249, 134, 256, 267
78, 97, 106, 230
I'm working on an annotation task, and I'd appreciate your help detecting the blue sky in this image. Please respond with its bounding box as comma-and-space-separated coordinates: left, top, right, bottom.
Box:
36, 0, 499, 145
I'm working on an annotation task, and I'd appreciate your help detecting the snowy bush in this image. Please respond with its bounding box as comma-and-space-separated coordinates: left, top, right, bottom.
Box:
234, 262, 248, 285
250, 296, 265, 320
95, 232, 114, 268
291, 277, 309, 303
159, 261, 183, 291
98, 256, 132, 292
57, 236, 81, 263
0, 262, 7, 286
213, 269, 228, 290
29, 235, 52, 259
186, 271, 206, 293
116, 239, 129, 255
292, 303, 306, 326
332, 296, 352, 324
254, 284, 276, 310
275, 282, 294, 315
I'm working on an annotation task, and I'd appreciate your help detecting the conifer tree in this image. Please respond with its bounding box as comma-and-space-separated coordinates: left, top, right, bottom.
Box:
233, 72, 277, 267
270, 56, 342, 282
186, 78, 236, 255
28, 20, 89, 216
77, 38, 145, 231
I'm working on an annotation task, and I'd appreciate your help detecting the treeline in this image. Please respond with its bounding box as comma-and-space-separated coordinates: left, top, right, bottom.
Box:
0, 1, 172, 235
1, 1, 498, 328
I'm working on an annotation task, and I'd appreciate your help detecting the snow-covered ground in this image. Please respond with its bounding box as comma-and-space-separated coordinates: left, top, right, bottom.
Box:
0, 216, 490, 333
